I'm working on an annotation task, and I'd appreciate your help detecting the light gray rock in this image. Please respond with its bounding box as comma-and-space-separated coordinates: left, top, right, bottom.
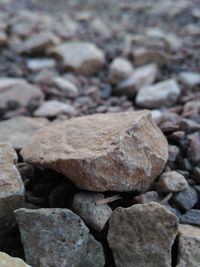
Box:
0, 116, 48, 150
136, 79, 181, 108
109, 57, 133, 84
21, 111, 168, 192
179, 72, 200, 89
0, 30, 7, 46
0, 144, 24, 231
15, 208, 105, 267
108, 202, 178, 267
73, 192, 112, 232
0, 252, 31, 267
53, 77, 79, 98
177, 224, 200, 267
27, 58, 56, 71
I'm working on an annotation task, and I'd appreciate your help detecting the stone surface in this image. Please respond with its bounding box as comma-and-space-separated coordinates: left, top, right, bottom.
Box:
15, 208, 105, 267
108, 202, 178, 267
179, 209, 200, 226
109, 57, 133, 84
73, 192, 112, 232
156, 171, 188, 193
0, 252, 31, 267
0, 30, 7, 46
0, 144, 24, 231
0, 78, 44, 110
136, 79, 181, 108
177, 224, 200, 267
173, 186, 199, 210
0, 116, 48, 150
21, 111, 168, 192
53, 77, 79, 98
179, 71, 200, 89
27, 58, 56, 71
50, 41, 105, 75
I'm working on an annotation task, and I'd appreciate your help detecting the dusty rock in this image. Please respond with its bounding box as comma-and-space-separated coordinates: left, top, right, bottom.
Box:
179, 72, 200, 89
156, 171, 188, 193
108, 202, 178, 267
0, 144, 24, 231
0, 78, 44, 110
73, 192, 112, 231
53, 77, 79, 98
0, 252, 31, 267
173, 186, 199, 210
50, 41, 105, 75
34, 100, 76, 117
21, 111, 168, 192
136, 79, 181, 108
0, 116, 48, 150
179, 209, 200, 226
109, 57, 133, 84
177, 224, 200, 267
27, 58, 56, 71
116, 63, 158, 98
15, 208, 105, 267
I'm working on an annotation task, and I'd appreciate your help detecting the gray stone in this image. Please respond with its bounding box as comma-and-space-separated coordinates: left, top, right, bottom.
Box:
109, 57, 133, 84
0, 252, 31, 267
27, 58, 56, 71
108, 202, 178, 267
15, 208, 105, 267
179, 72, 200, 89
173, 186, 199, 210
0, 30, 7, 46
53, 77, 79, 98
73, 192, 112, 232
179, 209, 200, 226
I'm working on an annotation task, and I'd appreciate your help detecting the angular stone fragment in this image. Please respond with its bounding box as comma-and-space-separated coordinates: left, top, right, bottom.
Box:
173, 186, 199, 211
73, 192, 112, 231
52, 77, 79, 98
136, 79, 181, 108
0, 144, 24, 231
179, 209, 200, 226
50, 41, 105, 75
108, 202, 178, 267
0, 252, 31, 267
21, 111, 168, 192
177, 224, 200, 267
109, 57, 133, 84
0, 116, 48, 150
15, 208, 105, 267
179, 71, 200, 89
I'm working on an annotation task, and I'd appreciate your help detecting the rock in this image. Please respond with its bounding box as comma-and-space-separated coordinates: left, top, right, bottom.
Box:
53, 77, 79, 98
134, 191, 160, 204
183, 101, 200, 115
0, 252, 31, 267
116, 63, 158, 98
0, 144, 24, 231
150, 109, 163, 124
27, 58, 56, 72
50, 41, 105, 75
156, 171, 188, 193
187, 133, 200, 163
179, 72, 200, 89
109, 57, 133, 84
179, 209, 200, 226
168, 145, 179, 162
177, 224, 200, 267
21, 111, 168, 192
108, 202, 178, 267
0, 78, 44, 110
33, 100, 76, 117
136, 79, 181, 108
0, 116, 48, 150
15, 208, 105, 267
173, 186, 199, 211
0, 30, 7, 46
73, 192, 112, 232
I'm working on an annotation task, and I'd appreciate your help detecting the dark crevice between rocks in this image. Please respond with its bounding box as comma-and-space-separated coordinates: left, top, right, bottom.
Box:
171, 234, 179, 267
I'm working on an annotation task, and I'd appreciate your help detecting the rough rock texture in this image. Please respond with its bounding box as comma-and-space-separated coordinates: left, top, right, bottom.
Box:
0, 144, 24, 231
179, 209, 200, 226
173, 186, 199, 211
0, 252, 31, 267
107, 202, 178, 267
177, 224, 200, 267
50, 41, 105, 75
21, 111, 168, 192
15, 208, 105, 267
73, 192, 112, 231
0, 116, 48, 150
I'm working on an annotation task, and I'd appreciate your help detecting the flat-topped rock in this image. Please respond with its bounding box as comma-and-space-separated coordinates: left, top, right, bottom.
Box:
21, 111, 168, 192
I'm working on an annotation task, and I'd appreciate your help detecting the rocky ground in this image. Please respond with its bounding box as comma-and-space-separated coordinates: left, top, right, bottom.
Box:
0, 0, 200, 266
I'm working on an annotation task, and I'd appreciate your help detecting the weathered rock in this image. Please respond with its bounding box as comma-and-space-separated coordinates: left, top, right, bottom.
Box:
50, 41, 105, 75
0, 78, 44, 110
168, 145, 180, 162
21, 111, 168, 192
156, 171, 188, 193
109, 57, 133, 84
179, 72, 200, 89
15, 208, 105, 267
0, 144, 24, 231
73, 192, 112, 231
179, 209, 200, 226
136, 79, 181, 108
116, 63, 158, 98
53, 77, 79, 98
0, 252, 31, 267
0, 116, 48, 150
173, 186, 199, 210
108, 202, 178, 267
187, 133, 200, 163
177, 224, 200, 267
134, 191, 160, 204
27, 58, 56, 71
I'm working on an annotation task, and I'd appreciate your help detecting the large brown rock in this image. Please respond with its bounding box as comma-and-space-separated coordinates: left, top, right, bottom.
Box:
21, 111, 168, 192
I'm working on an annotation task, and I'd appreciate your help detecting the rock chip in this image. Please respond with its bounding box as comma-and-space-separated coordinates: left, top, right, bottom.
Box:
50, 41, 105, 75
136, 79, 181, 108
179, 209, 200, 226
53, 77, 79, 98
109, 57, 133, 84
179, 71, 200, 89
73, 192, 112, 232
0, 144, 24, 231
173, 186, 199, 211
177, 224, 200, 267
0, 252, 31, 267
15, 208, 105, 267
0, 116, 48, 150
21, 111, 168, 192
27, 58, 56, 72
108, 202, 178, 267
